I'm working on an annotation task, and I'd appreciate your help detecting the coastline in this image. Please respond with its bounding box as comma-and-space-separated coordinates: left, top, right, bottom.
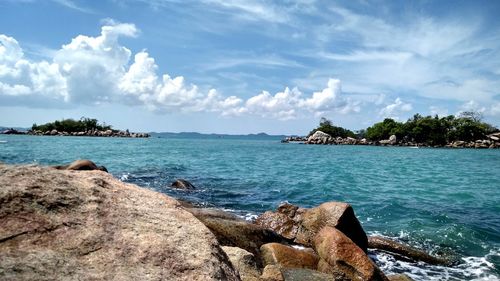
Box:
0, 161, 455, 281
1, 128, 150, 138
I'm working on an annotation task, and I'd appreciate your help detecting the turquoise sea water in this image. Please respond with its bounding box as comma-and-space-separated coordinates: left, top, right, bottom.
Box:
1, 135, 499, 280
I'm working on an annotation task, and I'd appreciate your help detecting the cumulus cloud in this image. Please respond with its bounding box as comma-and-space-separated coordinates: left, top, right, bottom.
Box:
0, 22, 359, 119
379, 98, 412, 118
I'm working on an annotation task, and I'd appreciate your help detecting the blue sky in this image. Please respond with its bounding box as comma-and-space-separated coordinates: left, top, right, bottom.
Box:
1, 0, 500, 134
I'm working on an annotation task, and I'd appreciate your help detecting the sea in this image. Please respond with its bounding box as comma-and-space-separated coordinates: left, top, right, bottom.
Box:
1, 134, 499, 280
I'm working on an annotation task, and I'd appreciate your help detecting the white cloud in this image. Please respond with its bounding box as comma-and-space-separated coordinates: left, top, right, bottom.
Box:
0, 23, 359, 120
379, 98, 412, 118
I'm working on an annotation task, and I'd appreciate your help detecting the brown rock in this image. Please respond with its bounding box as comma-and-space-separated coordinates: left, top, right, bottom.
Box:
191, 211, 290, 259
368, 236, 451, 266
260, 243, 319, 270
296, 202, 368, 252
0, 163, 239, 281
387, 274, 414, 281
261, 265, 284, 281
255, 210, 298, 240
222, 246, 261, 281
281, 268, 346, 281
171, 178, 196, 190
53, 159, 108, 172
314, 227, 387, 281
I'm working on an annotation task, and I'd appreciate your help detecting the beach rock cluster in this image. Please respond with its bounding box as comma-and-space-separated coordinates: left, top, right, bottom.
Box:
1, 161, 434, 280
283, 130, 500, 148
0, 128, 26, 135
26, 129, 149, 138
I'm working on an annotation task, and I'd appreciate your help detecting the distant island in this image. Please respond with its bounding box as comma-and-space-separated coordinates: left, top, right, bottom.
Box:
1, 117, 149, 138
283, 111, 500, 148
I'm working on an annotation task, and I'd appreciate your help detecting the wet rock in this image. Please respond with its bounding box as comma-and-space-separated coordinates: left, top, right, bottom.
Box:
53, 159, 108, 172
314, 227, 387, 281
260, 243, 319, 270
222, 246, 261, 281
368, 236, 451, 266
281, 268, 346, 281
171, 178, 196, 190
296, 202, 368, 252
0, 163, 239, 281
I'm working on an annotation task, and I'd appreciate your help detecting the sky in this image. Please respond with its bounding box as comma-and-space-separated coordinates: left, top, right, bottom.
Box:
1, 0, 500, 134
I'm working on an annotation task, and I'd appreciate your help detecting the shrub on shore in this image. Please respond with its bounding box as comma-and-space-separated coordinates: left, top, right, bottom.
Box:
32, 117, 112, 133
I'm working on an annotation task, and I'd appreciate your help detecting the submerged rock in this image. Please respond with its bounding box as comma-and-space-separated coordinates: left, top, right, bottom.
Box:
52, 159, 108, 172
0, 163, 239, 281
314, 227, 388, 281
368, 236, 452, 266
171, 178, 197, 190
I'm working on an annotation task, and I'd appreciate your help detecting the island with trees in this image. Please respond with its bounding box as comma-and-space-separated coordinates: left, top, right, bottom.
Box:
283, 112, 500, 148
5, 117, 150, 138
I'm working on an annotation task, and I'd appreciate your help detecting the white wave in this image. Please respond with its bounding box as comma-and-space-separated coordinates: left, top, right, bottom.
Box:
120, 173, 130, 181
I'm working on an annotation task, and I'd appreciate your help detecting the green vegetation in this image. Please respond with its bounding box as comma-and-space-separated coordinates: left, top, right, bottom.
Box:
32, 117, 112, 133
309, 117, 356, 138
311, 111, 497, 145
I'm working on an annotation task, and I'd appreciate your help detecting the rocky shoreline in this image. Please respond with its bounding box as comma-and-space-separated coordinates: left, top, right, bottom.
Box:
1, 128, 149, 138
0, 160, 460, 280
282, 130, 500, 149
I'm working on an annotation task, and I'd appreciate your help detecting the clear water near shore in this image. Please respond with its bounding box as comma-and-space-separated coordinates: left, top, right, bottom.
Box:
1, 135, 499, 280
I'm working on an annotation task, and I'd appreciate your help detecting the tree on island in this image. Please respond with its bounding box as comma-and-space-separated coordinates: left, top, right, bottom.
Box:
309, 117, 356, 138
32, 117, 113, 133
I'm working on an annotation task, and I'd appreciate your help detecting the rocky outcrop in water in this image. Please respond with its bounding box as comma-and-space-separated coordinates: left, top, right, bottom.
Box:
171, 179, 197, 190
0, 163, 238, 281
26, 129, 149, 138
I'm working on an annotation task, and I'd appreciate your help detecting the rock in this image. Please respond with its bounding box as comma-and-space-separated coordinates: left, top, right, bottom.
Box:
295, 202, 368, 252
314, 227, 387, 281
260, 243, 319, 269
222, 246, 261, 281
255, 203, 302, 240
50, 129, 58, 135
0, 163, 239, 281
307, 131, 332, 144
387, 274, 414, 281
388, 135, 397, 145
281, 268, 345, 281
171, 178, 196, 190
189, 209, 290, 258
368, 236, 451, 266
261, 265, 284, 281
52, 159, 108, 173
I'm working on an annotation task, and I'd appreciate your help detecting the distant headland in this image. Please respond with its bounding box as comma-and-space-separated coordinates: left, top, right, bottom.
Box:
1, 117, 149, 138
283, 112, 500, 148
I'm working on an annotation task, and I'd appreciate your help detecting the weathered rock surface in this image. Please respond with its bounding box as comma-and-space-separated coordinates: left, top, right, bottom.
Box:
0, 163, 239, 281
314, 227, 387, 281
53, 159, 108, 172
261, 265, 284, 281
255, 202, 367, 253
260, 243, 319, 270
281, 268, 345, 281
171, 178, 197, 190
188, 208, 290, 259
368, 236, 451, 266
222, 246, 261, 281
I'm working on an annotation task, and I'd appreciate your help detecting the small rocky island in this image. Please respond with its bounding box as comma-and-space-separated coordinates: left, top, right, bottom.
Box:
283, 113, 500, 148
0, 160, 455, 280
1, 117, 149, 138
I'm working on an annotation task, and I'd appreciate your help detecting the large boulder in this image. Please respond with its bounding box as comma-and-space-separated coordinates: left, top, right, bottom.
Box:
222, 246, 261, 281
260, 243, 319, 270
314, 227, 388, 281
171, 179, 196, 190
307, 131, 332, 144
0, 164, 239, 281
256, 202, 367, 253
